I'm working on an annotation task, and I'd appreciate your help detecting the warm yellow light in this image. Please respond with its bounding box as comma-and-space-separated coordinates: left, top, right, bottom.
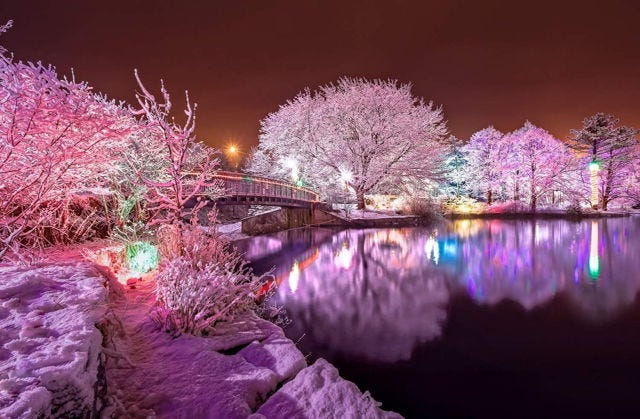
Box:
589, 161, 599, 209
227, 144, 239, 155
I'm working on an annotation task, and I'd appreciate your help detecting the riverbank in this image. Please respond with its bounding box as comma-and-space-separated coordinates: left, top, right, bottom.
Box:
444, 209, 637, 220
0, 256, 400, 418
221, 208, 638, 241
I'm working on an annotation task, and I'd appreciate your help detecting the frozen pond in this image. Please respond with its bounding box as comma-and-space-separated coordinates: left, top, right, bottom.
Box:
237, 216, 640, 418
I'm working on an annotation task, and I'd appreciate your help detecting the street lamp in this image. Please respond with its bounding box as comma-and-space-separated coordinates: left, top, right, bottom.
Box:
224, 144, 243, 169
589, 159, 600, 210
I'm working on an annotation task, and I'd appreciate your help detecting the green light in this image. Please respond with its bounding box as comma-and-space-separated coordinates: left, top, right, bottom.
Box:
588, 255, 600, 280
126, 241, 159, 273
589, 160, 601, 172
588, 221, 600, 280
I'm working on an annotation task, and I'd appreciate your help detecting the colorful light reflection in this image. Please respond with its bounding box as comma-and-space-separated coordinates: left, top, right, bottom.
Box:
288, 261, 300, 292
424, 235, 440, 265
588, 221, 600, 280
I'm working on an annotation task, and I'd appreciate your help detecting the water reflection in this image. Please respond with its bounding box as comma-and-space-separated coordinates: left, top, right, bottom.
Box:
239, 217, 640, 363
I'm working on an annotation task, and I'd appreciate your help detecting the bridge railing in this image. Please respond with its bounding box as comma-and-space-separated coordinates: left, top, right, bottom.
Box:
211, 171, 320, 203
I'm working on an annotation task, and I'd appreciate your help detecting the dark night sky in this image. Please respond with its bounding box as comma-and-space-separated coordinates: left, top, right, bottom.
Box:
1, 1, 639, 150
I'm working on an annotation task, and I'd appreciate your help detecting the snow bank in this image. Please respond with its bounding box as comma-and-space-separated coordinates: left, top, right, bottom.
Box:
253, 358, 401, 419
103, 277, 308, 418
339, 209, 410, 220
0, 262, 109, 418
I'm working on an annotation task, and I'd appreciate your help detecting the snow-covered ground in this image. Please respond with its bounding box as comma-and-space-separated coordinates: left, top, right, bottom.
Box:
338, 209, 412, 220
1, 255, 400, 418
0, 262, 110, 418
102, 261, 400, 418
215, 222, 250, 241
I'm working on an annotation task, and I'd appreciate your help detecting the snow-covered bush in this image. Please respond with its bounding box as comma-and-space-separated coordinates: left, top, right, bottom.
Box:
401, 196, 441, 218
152, 223, 270, 335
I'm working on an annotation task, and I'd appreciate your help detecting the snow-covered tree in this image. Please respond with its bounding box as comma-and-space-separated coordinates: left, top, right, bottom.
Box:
503, 122, 576, 211
463, 126, 508, 204
569, 113, 639, 210
252, 78, 448, 209
132, 71, 223, 226
0, 24, 135, 258
441, 135, 468, 198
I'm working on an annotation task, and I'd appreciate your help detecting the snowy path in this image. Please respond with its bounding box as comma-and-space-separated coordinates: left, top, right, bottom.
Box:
103, 275, 401, 418
0, 259, 400, 418
103, 275, 308, 418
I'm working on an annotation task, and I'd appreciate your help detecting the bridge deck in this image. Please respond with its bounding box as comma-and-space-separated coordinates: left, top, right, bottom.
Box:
210, 171, 319, 207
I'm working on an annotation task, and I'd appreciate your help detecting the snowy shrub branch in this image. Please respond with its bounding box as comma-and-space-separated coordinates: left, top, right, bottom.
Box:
152, 220, 271, 335
131, 71, 223, 226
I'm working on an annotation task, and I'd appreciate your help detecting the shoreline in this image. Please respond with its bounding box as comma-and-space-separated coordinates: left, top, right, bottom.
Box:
444, 211, 636, 220
222, 209, 638, 240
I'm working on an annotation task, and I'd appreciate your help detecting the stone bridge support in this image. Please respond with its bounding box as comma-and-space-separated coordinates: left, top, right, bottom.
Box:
240, 205, 342, 235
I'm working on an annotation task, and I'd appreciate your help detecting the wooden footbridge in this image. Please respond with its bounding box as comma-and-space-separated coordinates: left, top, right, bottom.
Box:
211, 171, 320, 208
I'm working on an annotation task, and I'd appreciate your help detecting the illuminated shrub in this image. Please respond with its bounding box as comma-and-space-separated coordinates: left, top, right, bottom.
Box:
125, 241, 159, 273
152, 225, 270, 335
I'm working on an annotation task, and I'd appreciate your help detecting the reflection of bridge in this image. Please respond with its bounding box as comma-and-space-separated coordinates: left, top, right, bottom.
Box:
210, 171, 320, 208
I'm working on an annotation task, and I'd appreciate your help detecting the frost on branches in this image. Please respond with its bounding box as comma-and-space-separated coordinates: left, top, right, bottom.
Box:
250, 78, 448, 209
152, 222, 271, 335
462, 126, 508, 205
503, 122, 577, 211
132, 71, 223, 226
0, 31, 135, 259
569, 113, 640, 210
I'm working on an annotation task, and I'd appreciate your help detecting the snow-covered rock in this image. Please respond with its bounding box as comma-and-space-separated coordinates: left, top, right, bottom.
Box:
0, 262, 109, 418
253, 358, 401, 419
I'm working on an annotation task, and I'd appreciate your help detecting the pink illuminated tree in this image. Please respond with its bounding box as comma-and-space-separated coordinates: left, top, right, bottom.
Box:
0, 23, 135, 258
503, 122, 576, 211
463, 126, 507, 204
252, 78, 448, 209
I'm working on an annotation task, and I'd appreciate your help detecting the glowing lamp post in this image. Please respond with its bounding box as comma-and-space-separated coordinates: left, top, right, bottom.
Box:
589, 159, 600, 210
225, 144, 242, 169
283, 158, 301, 184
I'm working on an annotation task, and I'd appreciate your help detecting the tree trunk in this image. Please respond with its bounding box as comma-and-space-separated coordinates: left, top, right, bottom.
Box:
356, 191, 366, 210
530, 194, 537, 212
487, 189, 493, 205
530, 181, 536, 212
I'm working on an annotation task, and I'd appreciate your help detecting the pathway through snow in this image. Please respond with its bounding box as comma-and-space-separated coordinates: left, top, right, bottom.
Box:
103, 274, 401, 418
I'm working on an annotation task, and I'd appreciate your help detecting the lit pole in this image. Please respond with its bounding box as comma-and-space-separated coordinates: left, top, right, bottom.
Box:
589, 159, 600, 210
224, 144, 244, 170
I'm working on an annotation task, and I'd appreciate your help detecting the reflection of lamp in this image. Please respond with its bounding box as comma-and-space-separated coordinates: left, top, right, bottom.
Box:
424, 235, 440, 265
589, 159, 600, 210
334, 242, 353, 269
288, 261, 300, 292
588, 221, 600, 280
